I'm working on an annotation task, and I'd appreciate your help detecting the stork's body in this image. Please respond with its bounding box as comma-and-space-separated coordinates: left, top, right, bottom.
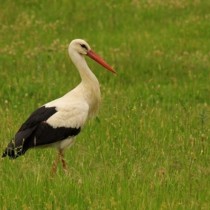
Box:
2, 39, 115, 173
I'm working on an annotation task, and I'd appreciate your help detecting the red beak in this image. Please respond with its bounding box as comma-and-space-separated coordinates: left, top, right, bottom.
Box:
87, 50, 116, 74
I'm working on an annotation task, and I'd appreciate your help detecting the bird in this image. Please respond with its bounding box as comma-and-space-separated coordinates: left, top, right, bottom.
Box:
2, 39, 115, 173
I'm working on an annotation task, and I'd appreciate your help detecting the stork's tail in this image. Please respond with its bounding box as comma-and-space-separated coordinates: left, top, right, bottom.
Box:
2, 139, 25, 159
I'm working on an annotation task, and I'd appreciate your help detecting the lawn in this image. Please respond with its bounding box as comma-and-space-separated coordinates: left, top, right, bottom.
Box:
0, 0, 210, 209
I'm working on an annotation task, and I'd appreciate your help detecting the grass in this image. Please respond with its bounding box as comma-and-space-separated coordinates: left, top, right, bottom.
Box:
0, 0, 210, 209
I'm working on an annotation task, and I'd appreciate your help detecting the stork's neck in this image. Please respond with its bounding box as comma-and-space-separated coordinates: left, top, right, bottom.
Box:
68, 49, 101, 118
69, 50, 99, 85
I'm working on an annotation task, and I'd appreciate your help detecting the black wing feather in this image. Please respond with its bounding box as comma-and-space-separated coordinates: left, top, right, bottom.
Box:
18, 106, 57, 131
2, 106, 54, 158
24, 122, 80, 149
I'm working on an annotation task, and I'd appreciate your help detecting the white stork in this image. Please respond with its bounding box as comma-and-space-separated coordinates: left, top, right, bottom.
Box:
2, 39, 115, 173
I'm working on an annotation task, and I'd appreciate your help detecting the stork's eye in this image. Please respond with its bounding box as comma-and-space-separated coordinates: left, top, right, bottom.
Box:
80, 44, 88, 50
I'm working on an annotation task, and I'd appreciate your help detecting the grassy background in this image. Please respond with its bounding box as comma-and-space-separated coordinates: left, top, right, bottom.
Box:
0, 0, 210, 209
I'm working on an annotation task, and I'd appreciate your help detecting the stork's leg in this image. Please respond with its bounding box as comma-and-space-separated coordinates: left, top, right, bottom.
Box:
51, 151, 60, 174
59, 150, 67, 172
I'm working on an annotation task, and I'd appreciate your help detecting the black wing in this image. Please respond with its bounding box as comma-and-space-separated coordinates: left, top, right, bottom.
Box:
2, 106, 56, 158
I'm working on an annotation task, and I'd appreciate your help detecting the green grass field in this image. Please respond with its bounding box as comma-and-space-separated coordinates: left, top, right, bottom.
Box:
0, 0, 210, 209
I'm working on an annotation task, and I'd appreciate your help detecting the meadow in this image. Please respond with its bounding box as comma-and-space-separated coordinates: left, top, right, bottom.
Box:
0, 0, 210, 209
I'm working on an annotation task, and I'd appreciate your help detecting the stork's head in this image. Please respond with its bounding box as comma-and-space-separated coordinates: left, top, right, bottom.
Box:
69, 39, 91, 55
68, 39, 115, 74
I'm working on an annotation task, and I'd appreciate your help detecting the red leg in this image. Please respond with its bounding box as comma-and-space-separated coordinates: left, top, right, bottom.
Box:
51, 152, 60, 175
59, 150, 67, 172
